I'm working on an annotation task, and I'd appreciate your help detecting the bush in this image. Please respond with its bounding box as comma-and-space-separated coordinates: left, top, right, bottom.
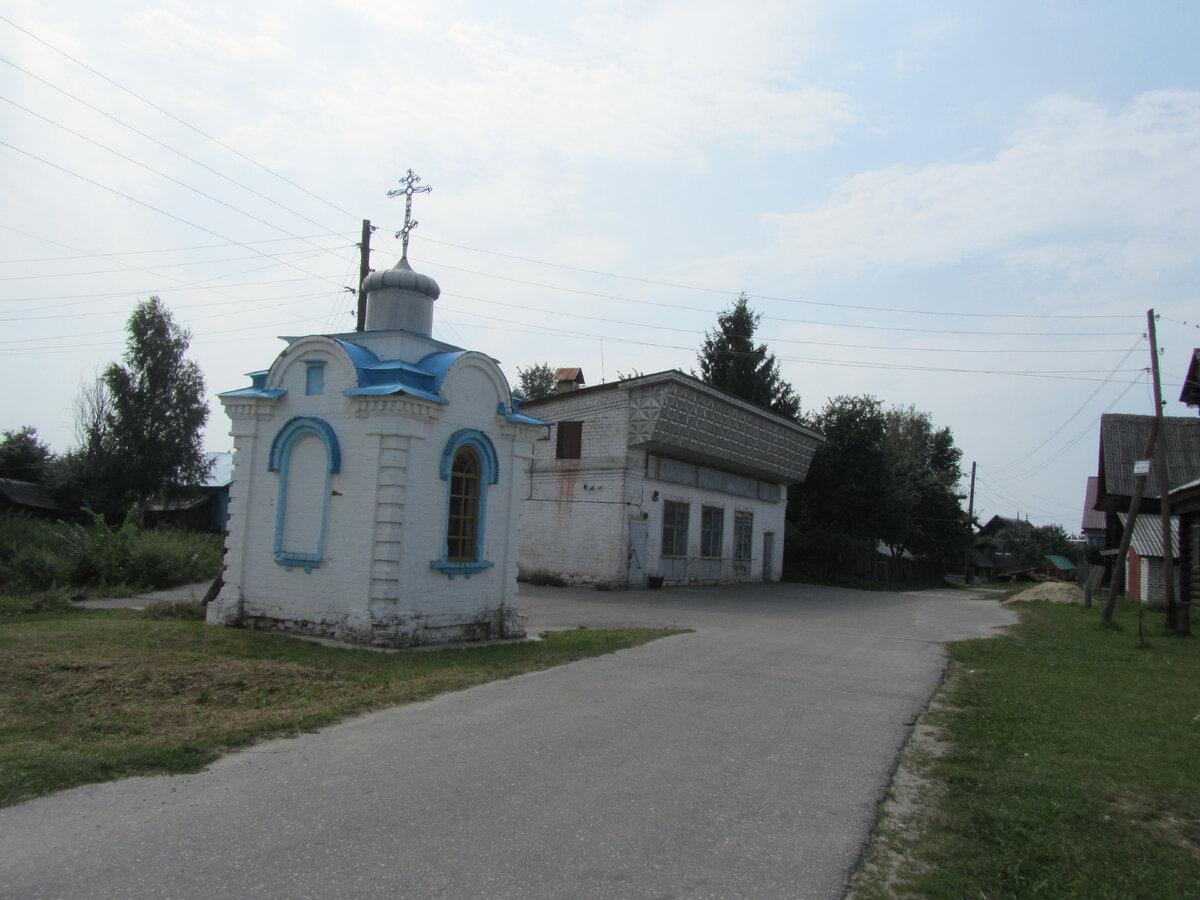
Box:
60, 510, 137, 586
126, 529, 223, 589
0, 515, 65, 593
0, 511, 223, 596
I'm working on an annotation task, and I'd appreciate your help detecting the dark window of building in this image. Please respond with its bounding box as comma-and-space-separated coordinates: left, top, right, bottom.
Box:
556, 421, 583, 459
447, 448, 480, 562
661, 500, 689, 558
700, 506, 724, 558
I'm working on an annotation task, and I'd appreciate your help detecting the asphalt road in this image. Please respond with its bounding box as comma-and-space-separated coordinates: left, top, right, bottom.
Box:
1, 582, 1015, 899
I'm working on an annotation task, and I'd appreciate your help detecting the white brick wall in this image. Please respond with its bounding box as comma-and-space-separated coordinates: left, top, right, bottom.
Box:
209, 338, 535, 646
520, 384, 789, 586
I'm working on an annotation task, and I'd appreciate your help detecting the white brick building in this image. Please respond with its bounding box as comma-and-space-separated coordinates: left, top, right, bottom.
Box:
518, 371, 822, 587
207, 254, 543, 647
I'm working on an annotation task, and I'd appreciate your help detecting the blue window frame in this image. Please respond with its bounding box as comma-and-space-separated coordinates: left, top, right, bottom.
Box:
431, 429, 498, 579
268, 416, 341, 572
304, 361, 325, 395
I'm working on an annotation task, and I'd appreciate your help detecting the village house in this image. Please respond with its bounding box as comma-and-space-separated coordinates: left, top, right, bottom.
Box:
1081, 476, 1106, 551
517, 368, 823, 587
145, 451, 234, 533
207, 177, 544, 647
1116, 512, 1180, 602
1092, 412, 1200, 602
1170, 350, 1200, 626
0, 477, 60, 519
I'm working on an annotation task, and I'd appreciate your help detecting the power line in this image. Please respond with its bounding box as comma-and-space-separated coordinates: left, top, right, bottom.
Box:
0, 230, 353, 265
0, 16, 358, 224
442, 289, 1139, 358
0, 94, 351, 264
989, 339, 1146, 474
418, 257, 1137, 338
0, 139, 348, 293
413, 231, 1143, 322
0, 245, 346, 281
436, 303, 1147, 384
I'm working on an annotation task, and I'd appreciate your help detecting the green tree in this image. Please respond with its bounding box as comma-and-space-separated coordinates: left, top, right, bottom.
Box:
516, 362, 555, 401
788, 394, 891, 574
94, 297, 210, 519
991, 522, 1080, 569
48, 379, 123, 517
788, 397, 970, 579
696, 293, 800, 420
882, 406, 972, 565
0, 426, 52, 483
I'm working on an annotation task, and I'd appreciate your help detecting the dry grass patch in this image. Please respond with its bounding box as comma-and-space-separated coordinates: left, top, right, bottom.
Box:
0, 606, 681, 807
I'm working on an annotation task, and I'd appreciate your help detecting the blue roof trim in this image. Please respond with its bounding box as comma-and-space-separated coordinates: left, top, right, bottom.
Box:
335, 345, 465, 403
416, 351, 467, 393
345, 383, 449, 403
358, 359, 437, 391
219, 386, 286, 399
219, 369, 284, 399
496, 401, 547, 426
505, 411, 548, 426
331, 338, 380, 370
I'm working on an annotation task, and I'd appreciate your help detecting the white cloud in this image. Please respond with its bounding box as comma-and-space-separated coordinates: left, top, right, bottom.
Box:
126, 1, 292, 63
763, 90, 1200, 279
313, 0, 855, 172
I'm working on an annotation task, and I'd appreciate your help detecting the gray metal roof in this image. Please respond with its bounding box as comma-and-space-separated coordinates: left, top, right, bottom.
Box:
1180, 348, 1200, 407
204, 451, 235, 488
1117, 512, 1180, 558
0, 477, 60, 511
523, 369, 823, 484
1081, 476, 1106, 531
1097, 414, 1200, 506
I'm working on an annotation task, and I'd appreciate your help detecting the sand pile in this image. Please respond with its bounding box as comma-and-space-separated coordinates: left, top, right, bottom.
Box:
1005, 581, 1084, 604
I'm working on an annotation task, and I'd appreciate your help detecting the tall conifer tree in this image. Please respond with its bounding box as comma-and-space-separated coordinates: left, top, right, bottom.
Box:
696, 293, 800, 420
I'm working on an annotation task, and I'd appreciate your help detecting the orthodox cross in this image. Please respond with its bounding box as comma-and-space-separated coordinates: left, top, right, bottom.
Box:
387, 169, 432, 261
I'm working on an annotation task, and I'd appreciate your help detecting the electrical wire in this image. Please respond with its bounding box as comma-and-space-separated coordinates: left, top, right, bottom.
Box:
0, 140, 347, 292
435, 304, 1147, 384
989, 339, 1146, 474
412, 231, 1143, 321
0, 17, 358, 224
0, 94, 351, 263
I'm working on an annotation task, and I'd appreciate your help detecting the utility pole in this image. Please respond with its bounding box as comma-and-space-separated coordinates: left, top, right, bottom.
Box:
967, 461, 976, 523
963, 461, 976, 582
1148, 310, 1180, 630
1103, 417, 1158, 623
355, 219, 373, 332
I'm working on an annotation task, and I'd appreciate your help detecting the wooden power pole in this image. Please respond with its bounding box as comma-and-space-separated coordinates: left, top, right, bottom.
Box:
1103, 308, 1177, 626
1103, 417, 1158, 623
355, 219, 372, 332
1148, 310, 1179, 630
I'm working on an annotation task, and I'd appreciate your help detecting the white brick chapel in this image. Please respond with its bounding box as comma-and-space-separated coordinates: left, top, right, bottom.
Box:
207, 174, 544, 646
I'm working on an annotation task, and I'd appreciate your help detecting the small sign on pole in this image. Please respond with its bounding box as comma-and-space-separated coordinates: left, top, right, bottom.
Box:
1134, 459, 1151, 476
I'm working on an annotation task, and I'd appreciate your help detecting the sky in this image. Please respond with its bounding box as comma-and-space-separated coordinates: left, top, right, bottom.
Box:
2, 0, 1199, 531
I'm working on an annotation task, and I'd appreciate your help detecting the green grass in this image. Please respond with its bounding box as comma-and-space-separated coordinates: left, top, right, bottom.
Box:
0, 512, 223, 599
0, 604, 681, 807
853, 597, 1200, 899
